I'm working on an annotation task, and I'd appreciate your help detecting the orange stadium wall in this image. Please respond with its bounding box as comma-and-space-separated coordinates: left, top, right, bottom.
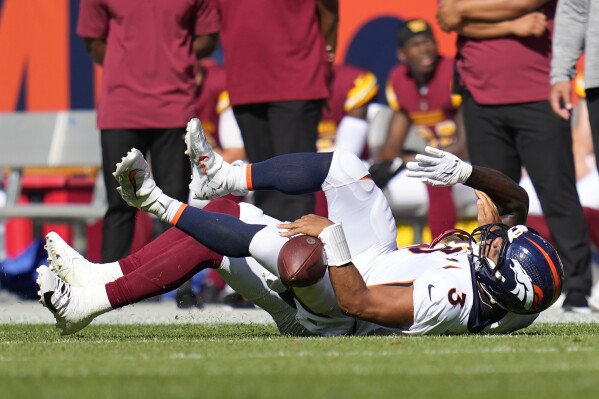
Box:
0, 0, 454, 111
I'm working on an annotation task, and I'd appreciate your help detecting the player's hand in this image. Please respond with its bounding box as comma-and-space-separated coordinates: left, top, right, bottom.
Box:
549, 81, 573, 120
368, 157, 405, 188
436, 0, 462, 32
510, 12, 547, 38
475, 190, 500, 226
278, 214, 334, 238
405, 146, 472, 187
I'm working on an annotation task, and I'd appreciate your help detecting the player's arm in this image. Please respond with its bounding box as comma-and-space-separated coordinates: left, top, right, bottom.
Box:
375, 111, 413, 162
321, 223, 413, 328
316, 0, 339, 62
406, 147, 528, 226
367, 110, 411, 188
437, 0, 550, 32
82, 38, 106, 66
328, 266, 414, 328
279, 217, 414, 328
456, 11, 547, 39
464, 165, 528, 226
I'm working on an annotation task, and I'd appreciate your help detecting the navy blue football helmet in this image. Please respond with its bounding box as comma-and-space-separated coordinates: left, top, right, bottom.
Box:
469, 223, 564, 314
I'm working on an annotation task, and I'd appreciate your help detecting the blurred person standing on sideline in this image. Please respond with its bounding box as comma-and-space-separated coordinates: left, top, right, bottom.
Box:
437, 0, 594, 312
77, 0, 218, 262
549, 0, 599, 174
194, 59, 245, 170
206, 0, 338, 222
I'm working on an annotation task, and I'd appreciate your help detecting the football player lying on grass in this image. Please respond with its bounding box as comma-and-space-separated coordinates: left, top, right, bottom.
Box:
37, 119, 563, 336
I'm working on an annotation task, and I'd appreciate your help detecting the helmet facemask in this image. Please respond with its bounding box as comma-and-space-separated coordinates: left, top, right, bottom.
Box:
469, 223, 563, 314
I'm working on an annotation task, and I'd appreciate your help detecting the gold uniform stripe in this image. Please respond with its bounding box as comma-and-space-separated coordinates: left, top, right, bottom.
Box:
216, 90, 231, 115
344, 72, 379, 112
385, 80, 400, 111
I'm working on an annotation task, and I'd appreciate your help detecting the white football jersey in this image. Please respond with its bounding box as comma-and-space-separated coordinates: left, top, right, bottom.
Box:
321, 150, 538, 335
242, 149, 539, 336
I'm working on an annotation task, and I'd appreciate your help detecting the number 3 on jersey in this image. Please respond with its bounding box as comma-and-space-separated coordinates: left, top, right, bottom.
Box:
447, 288, 466, 307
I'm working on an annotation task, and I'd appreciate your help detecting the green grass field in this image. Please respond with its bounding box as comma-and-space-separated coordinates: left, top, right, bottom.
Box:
1, 323, 598, 399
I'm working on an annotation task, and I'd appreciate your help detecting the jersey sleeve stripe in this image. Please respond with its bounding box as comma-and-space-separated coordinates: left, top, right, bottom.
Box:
246, 163, 254, 191
171, 204, 188, 225
385, 80, 400, 111
344, 73, 379, 112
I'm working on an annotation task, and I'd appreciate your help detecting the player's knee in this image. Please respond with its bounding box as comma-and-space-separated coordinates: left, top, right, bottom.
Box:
326, 149, 369, 187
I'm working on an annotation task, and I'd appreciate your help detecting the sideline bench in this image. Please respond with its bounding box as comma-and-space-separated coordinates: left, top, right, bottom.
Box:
0, 111, 106, 254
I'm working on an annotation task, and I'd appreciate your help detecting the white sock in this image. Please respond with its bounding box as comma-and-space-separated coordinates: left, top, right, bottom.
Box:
161, 200, 185, 224
85, 261, 123, 285
73, 284, 113, 316
104, 262, 124, 280
226, 161, 249, 195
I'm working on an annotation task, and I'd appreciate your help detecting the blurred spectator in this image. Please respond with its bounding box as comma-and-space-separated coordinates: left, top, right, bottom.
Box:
317, 64, 379, 157
206, 0, 338, 222
549, 0, 599, 175
437, 0, 594, 312
77, 0, 218, 262
523, 76, 599, 309
313, 63, 379, 216
194, 59, 245, 170
372, 19, 475, 238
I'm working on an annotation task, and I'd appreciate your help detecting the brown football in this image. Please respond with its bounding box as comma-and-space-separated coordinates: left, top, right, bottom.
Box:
277, 235, 327, 288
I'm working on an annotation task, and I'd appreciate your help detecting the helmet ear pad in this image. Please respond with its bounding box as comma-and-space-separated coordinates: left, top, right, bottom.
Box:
473, 224, 564, 314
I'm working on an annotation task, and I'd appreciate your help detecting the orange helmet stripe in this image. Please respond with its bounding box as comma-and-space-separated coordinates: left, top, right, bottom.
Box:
525, 237, 562, 302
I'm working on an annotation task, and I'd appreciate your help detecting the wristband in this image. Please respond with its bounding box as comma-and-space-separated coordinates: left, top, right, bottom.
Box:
318, 224, 352, 267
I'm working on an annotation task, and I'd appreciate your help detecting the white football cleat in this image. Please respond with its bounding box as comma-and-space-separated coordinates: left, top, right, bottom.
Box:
45, 232, 117, 287
185, 118, 247, 199
113, 148, 173, 220
37, 265, 97, 335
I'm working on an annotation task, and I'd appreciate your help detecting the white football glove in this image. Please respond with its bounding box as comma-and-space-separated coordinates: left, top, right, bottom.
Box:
405, 146, 472, 187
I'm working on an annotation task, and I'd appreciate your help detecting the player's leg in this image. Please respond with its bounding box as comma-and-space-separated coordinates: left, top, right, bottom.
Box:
321, 149, 398, 277
462, 93, 522, 180
585, 88, 599, 174
236, 203, 354, 335
186, 117, 334, 201
219, 257, 312, 336
38, 218, 228, 335
114, 148, 385, 333
46, 231, 124, 287
38, 198, 308, 335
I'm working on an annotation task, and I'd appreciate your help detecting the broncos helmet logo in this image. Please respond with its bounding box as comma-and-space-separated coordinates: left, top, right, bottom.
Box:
509, 259, 534, 310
